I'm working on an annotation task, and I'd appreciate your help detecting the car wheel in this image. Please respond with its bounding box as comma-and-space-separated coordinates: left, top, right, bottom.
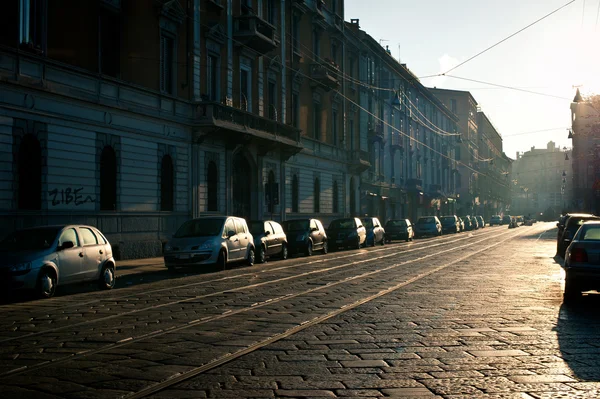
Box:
380, 237, 385, 246
216, 250, 226, 270
305, 241, 313, 256
98, 263, 116, 290
37, 267, 57, 299
246, 247, 255, 266
564, 275, 580, 301
257, 245, 266, 264
280, 243, 288, 260
322, 240, 329, 254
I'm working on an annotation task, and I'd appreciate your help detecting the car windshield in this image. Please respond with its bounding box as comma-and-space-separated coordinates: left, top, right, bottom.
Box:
174, 218, 224, 238
361, 219, 373, 228
0, 227, 61, 252
387, 220, 407, 227
330, 219, 355, 229
440, 217, 455, 223
284, 220, 309, 231
418, 217, 436, 224
249, 222, 265, 236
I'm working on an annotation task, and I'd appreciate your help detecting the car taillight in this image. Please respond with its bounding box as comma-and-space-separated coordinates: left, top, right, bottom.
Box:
571, 248, 588, 263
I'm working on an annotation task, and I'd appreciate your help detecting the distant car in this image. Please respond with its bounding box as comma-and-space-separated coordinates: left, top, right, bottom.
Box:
502, 215, 512, 225
384, 219, 414, 242
557, 214, 600, 258
328, 218, 367, 250
0, 225, 116, 298
563, 221, 600, 300
361, 217, 385, 246
489, 215, 502, 226
165, 217, 255, 271
463, 216, 474, 231
414, 216, 442, 238
457, 217, 465, 232
282, 219, 328, 256
249, 220, 288, 263
477, 216, 485, 228
440, 215, 460, 234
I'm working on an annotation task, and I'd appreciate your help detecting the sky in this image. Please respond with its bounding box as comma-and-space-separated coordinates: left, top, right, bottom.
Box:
345, 0, 600, 159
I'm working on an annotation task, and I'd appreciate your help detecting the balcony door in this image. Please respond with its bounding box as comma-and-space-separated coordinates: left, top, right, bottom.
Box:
232, 152, 254, 220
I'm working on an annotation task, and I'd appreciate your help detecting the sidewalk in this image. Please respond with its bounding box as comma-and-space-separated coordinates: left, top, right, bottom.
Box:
115, 257, 166, 278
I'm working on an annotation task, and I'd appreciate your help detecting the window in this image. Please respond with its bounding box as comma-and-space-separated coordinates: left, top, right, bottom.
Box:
292, 15, 299, 55
207, 161, 218, 212
240, 68, 250, 111
349, 177, 356, 215
80, 227, 98, 246
332, 180, 339, 213
100, 146, 117, 211
95, 229, 108, 245
310, 219, 318, 230
450, 99, 457, 113
17, 134, 42, 210
313, 30, 320, 57
99, 7, 120, 77
19, 0, 47, 53
160, 155, 174, 211
314, 178, 320, 213
268, 81, 277, 120
160, 33, 174, 94
265, 222, 275, 235
271, 222, 284, 234
292, 174, 299, 213
332, 110, 338, 144
291, 92, 299, 128
267, 0, 277, 25
207, 54, 219, 101
313, 102, 321, 140
58, 228, 79, 247
224, 218, 235, 236
267, 170, 276, 214
331, 43, 337, 64
234, 219, 246, 234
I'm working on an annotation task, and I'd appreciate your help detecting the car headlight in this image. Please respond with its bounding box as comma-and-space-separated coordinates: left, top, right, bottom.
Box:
200, 240, 214, 250
9, 262, 31, 273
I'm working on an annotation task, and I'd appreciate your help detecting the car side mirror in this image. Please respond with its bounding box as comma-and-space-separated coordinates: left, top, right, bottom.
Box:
310, 227, 318, 232
265, 231, 271, 236
227, 230, 236, 238
59, 241, 74, 250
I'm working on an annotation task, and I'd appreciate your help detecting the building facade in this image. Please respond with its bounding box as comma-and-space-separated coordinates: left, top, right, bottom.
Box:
0, 0, 466, 259
570, 89, 600, 214
511, 141, 571, 217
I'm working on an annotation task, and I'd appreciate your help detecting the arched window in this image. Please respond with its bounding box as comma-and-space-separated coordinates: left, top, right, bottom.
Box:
267, 170, 276, 214
207, 161, 218, 211
292, 174, 299, 213
313, 178, 320, 213
349, 177, 356, 215
160, 155, 174, 211
100, 146, 117, 211
332, 180, 339, 213
17, 134, 42, 210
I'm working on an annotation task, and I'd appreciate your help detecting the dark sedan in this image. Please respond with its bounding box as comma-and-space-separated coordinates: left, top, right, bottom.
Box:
384, 219, 414, 242
328, 218, 367, 250
563, 221, 600, 301
249, 220, 288, 263
282, 219, 328, 256
558, 214, 600, 258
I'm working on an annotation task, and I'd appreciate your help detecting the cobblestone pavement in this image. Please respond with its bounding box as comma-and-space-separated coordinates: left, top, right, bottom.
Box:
2, 223, 598, 398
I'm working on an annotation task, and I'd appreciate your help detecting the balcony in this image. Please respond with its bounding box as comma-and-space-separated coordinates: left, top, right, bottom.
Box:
233, 15, 279, 54
310, 59, 340, 91
349, 150, 371, 174
368, 122, 384, 143
195, 102, 302, 158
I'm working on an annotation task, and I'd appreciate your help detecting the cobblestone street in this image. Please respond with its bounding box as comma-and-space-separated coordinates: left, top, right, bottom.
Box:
1, 223, 598, 398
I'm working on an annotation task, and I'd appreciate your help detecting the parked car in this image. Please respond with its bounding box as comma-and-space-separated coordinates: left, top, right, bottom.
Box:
457, 217, 465, 232
470, 215, 480, 230
328, 218, 367, 250
282, 219, 328, 256
463, 216, 474, 231
477, 216, 485, 228
563, 221, 600, 300
164, 217, 255, 271
440, 215, 460, 234
557, 214, 600, 258
502, 215, 512, 225
361, 217, 385, 246
384, 219, 414, 242
249, 220, 288, 263
489, 215, 502, 226
0, 225, 116, 298
414, 216, 442, 238
557, 213, 593, 245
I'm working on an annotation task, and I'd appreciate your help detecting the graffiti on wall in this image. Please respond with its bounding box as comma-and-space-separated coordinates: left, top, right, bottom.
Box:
49, 188, 95, 206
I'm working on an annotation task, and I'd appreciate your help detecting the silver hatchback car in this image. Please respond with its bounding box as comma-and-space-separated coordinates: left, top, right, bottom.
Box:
164, 216, 255, 271
0, 225, 116, 298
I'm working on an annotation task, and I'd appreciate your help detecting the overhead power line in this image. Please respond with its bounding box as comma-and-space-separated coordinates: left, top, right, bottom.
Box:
445, 75, 572, 100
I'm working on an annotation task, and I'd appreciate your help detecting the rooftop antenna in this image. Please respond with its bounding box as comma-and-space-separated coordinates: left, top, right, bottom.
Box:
398, 44, 401, 63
